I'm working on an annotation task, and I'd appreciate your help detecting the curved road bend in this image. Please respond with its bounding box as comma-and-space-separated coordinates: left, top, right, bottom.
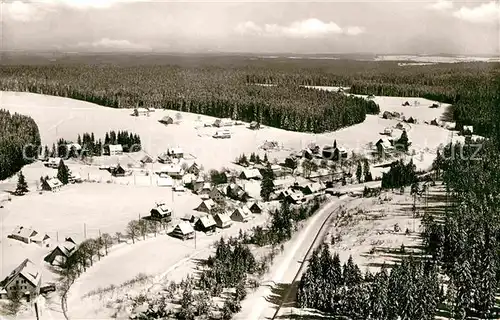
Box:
235, 195, 353, 320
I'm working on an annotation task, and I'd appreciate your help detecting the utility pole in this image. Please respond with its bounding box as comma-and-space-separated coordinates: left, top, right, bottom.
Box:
84, 223, 87, 239
194, 229, 197, 249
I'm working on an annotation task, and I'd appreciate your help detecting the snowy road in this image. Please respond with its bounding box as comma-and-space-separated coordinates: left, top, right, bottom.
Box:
235, 195, 352, 320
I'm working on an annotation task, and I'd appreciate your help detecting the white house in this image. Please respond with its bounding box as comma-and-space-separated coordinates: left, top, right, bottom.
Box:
1, 259, 41, 301
9, 226, 37, 244
108, 144, 123, 156
213, 129, 231, 139
158, 164, 184, 179
42, 178, 63, 192
168, 147, 184, 159
240, 168, 263, 180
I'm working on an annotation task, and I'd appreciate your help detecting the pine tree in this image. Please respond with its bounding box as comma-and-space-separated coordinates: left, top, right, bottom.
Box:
260, 164, 274, 202
356, 161, 363, 183
57, 159, 69, 184
15, 171, 29, 195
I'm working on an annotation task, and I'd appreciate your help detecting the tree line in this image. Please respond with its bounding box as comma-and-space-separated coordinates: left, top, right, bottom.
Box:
0, 64, 380, 133
0, 109, 41, 180
297, 244, 442, 320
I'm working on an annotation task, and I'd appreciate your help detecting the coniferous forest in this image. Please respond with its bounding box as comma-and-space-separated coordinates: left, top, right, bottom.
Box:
0, 109, 41, 180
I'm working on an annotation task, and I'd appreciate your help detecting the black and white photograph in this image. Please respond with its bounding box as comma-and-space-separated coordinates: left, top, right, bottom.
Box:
0, 0, 499, 319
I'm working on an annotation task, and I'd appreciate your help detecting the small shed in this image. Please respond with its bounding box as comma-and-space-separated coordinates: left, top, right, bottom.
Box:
31, 233, 51, 247
430, 118, 439, 126
382, 111, 394, 119
249, 121, 261, 130
213, 130, 231, 139
214, 118, 233, 128
140, 154, 154, 164
42, 178, 63, 191
110, 165, 127, 177
195, 215, 217, 233
231, 207, 252, 223
171, 222, 195, 240
402, 101, 411, 106
159, 116, 174, 125
214, 213, 233, 229
406, 117, 416, 124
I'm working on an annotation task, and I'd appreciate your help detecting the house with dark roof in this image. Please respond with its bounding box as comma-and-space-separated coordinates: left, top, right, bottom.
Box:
209, 186, 226, 203
110, 164, 127, 177
247, 202, 263, 214
186, 163, 201, 175
302, 182, 326, 195
226, 183, 249, 202
0, 259, 41, 301
194, 215, 217, 233
41, 177, 63, 192
140, 154, 154, 164
249, 121, 261, 130
44, 241, 77, 266
150, 203, 172, 222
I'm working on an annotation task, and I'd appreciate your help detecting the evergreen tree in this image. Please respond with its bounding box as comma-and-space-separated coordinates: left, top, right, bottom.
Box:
260, 164, 275, 201
356, 161, 363, 183
57, 159, 69, 184
15, 171, 29, 195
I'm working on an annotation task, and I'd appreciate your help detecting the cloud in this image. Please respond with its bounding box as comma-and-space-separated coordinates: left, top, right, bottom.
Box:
235, 18, 365, 38
426, 0, 453, 11
76, 38, 152, 51
453, 1, 500, 24
4, 0, 147, 21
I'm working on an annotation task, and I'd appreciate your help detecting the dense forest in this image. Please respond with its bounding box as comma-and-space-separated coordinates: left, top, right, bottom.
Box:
0, 109, 41, 180
297, 76, 500, 318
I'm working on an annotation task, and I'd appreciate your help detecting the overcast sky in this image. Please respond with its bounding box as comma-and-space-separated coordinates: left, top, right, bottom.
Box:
1, 0, 499, 54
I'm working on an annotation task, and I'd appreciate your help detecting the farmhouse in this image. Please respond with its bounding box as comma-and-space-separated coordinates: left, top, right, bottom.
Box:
44, 241, 77, 266
186, 163, 201, 175
197, 182, 212, 196
376, 138, 395, 154
247, 202, 263, 214
279, 189, 304, 204
135, 108, 149, 116
302, 182, 326, 195
214, 213, 233, 229
157, 152, 172, 164
108, 144, 123, 156
150, 203, 172, 222
213, 118, 233, 127
171, 222, 195, 240
158, 164, 184, 179
45, 157, 62, 168
231, 207, 252, 223
195, 199, 216, 213
110, 164, 127, 177
0, 259, 41, 301
195, 215, 217, 233
31, 233, 51, 247
209, 186, 226, 203
159, 116, 174, 125
41, 177, 63, 191
240, 168, 263, 180
261, 140, 279, 151
213, 129, 231, 139
168, 147, 184, 159
227, 183, 249, 202
9, 226, 37, 244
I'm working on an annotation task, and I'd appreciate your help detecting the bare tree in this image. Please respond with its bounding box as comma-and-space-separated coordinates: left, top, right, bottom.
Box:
101, 233, 113, 255
138, 219, 148, 240
126, 220, 140, 244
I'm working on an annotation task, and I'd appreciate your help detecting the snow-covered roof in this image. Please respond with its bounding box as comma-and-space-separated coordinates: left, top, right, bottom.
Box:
159, 164, 183, 174
305, 182, 325, 193
195, 175, 205, 183
11, 226, 37, 239
376, 138, 393, 149
216, 213, 232, 225
31, 233, 50, 242
2, 259, 41, 288
271, 164, 282, 171
233, 207, 252, 219
168, 147, 183, 155
46, 178, 63, 189
463, 125, 473, 132
241, 168, 262, 179
48, 157, 62, 164
202, 182, 212, 190
67, 143, 82, 150
137, 107, 149, 113
109, 144, 123, 152
182, 174, 196, 184
198, 215, 216, 228
175, 222, 194, 235
154, 204, 171, 215
157, 176, 173, 187
204, 199, 216, 209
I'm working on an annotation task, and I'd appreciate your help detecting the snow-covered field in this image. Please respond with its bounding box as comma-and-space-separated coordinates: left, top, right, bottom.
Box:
0, 89, 467, 318
375, 55, 500, 63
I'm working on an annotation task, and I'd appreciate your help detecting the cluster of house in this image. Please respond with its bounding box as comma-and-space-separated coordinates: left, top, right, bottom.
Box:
1, 234, 79, 301
382, 111, 417, 124
296, 143, 348, 161
170, 201, 264, 240
274, 181, 326, 204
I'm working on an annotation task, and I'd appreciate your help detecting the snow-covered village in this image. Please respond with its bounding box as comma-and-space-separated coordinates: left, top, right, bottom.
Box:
1, 1, 500, 319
